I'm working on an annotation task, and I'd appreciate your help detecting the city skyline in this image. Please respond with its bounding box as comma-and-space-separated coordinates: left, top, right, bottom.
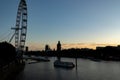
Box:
0, 0, 120, 50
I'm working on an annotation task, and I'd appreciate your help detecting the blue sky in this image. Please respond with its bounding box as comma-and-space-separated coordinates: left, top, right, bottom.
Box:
0, 0, 120, 50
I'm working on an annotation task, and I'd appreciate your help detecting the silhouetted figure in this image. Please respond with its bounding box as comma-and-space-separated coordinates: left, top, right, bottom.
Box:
57, 41, 61, 61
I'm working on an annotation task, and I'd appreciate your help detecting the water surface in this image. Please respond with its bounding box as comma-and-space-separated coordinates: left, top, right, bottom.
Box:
16, 57, 120, 80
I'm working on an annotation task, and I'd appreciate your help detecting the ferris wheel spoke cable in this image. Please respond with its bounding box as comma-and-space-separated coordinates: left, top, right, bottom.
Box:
0, 30, 13, 42
0, 29, 10, 39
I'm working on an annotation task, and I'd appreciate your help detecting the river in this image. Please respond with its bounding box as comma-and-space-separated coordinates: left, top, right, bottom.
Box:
16, 57, 120, 80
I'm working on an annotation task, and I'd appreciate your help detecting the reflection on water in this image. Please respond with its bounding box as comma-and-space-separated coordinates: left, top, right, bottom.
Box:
16, 57, 120, 80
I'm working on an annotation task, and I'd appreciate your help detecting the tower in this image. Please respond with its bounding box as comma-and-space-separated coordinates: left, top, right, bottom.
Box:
57, 41, 61, 51
57, 41, 61, 61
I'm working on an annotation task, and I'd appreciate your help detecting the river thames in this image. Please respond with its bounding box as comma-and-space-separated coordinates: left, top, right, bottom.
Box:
16, 57, 120, 80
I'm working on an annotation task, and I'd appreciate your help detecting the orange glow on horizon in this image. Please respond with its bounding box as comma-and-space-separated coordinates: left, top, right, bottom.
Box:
62, 43, 118, 50
26, 42, 119, 51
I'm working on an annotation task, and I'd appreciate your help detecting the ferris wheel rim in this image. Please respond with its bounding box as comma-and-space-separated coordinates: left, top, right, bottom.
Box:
15, 0, 27, 51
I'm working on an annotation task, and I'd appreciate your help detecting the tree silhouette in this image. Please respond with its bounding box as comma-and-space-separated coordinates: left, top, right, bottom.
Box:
0, 42, 16, 65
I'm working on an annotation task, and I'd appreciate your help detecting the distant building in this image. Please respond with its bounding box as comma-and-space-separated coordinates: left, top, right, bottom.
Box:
56, 41, 61, 61
25, 46, 28, 52
45, 44, 51, 52
96, 47, 104, 50
57, 41, 61, 51
117, 45, 120, 50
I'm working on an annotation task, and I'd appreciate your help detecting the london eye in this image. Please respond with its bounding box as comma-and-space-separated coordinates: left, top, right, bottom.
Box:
11, 0, 27, 52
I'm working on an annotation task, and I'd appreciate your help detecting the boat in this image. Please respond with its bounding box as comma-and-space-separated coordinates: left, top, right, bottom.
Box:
54, 41, 75, 68
54, 60, 75, 68
31, 56, 50, 62
88, 57, 101, 62
23, 55, 50, 62
90, 58, 101, 62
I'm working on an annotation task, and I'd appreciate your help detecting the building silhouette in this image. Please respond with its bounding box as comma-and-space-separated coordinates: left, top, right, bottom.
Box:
57, 41, 61, 51
57, 41, 61, 61
45, 44, 51, 52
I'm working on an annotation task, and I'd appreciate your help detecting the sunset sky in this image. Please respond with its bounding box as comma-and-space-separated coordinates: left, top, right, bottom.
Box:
0, 0, 120, 50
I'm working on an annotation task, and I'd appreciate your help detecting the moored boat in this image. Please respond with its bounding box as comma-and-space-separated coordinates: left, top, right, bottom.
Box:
54, 60, 75, 68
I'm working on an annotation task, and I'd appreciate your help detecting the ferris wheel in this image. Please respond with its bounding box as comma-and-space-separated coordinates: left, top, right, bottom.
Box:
10, 0, 27, 52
